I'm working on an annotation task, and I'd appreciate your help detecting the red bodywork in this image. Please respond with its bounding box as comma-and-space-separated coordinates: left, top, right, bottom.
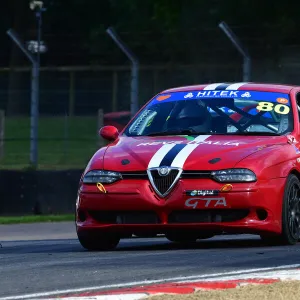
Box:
76, 83, 300, 239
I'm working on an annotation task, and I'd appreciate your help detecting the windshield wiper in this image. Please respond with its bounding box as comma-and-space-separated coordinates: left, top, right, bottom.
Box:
228, 132, 281, 136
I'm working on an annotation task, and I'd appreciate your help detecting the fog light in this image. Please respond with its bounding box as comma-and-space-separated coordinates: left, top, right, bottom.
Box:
256, 209, 268, 220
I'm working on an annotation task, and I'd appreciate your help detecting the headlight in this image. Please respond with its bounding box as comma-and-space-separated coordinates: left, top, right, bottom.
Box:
211, 168, 256, 183
82, 170, 122, 184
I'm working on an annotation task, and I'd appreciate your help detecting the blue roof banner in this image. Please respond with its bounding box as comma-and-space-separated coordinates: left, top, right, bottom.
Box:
151, 90, 290, 106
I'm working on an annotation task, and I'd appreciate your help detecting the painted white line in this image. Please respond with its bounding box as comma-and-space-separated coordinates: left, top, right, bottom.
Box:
179, 268, 300, 283
41, 294, 148, 300
2, 264, 300, 300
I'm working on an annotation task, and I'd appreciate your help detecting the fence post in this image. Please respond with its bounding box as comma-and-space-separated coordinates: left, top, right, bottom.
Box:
0, 110, 5, 159
112, 71, 118, 112
69, 71, 75, 117
6, 29, 40, 167
218, 21, 251, 82
106, 27, 139, 118
97, 109, 104, 147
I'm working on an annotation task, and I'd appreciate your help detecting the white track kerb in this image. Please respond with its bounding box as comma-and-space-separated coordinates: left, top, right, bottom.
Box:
2, 264, 300, 300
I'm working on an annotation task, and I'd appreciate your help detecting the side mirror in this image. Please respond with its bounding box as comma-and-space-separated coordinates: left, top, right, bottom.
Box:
99, 126, 119, 141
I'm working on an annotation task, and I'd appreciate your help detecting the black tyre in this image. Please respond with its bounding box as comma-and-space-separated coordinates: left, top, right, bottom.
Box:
261, 174, 300, 245
77, 232, 120, 251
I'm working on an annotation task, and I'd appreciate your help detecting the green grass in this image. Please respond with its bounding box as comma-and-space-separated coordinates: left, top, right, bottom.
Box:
0, 116, 103, 170
0, 214, 74, 224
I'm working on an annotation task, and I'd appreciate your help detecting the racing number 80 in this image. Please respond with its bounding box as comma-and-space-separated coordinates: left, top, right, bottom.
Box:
256, 102, 290, 115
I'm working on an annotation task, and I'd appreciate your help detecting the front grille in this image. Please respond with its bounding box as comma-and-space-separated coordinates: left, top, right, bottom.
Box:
88, 210, 161, 224
148, 169, 180, 197
168, 209, 249, 223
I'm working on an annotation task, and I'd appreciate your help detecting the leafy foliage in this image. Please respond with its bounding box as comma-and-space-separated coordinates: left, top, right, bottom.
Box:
1, 0, 300, 66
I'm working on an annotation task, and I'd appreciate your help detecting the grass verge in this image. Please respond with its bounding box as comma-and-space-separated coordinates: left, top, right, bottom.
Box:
1, 116, 101, 170
0, 214, 74, 224
151, 280, 300, 300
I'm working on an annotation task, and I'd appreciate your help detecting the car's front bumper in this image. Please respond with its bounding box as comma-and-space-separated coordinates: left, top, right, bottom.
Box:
76, 177, 286, 236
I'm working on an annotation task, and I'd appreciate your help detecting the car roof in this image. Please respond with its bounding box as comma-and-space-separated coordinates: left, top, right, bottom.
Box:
161, 82, 298, 94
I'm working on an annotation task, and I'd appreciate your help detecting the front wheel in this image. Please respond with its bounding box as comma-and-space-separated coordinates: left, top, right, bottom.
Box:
77, 232, 120, 251
261, 174, 300, 245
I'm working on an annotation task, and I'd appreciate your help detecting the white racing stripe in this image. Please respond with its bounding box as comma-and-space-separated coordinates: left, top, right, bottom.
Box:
203, 83, 225, 90
148, 81, 248, 170
225, 82, 248, 90
171, 135, 211, 168
148, 143, 176, 168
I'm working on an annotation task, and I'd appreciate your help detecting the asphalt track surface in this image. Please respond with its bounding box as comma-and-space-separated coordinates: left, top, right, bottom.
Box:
2, 222, 300, 299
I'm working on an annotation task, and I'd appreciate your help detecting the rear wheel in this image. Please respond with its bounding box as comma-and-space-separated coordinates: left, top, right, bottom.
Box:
77, 232, 120, 251
261, 174, 300, 245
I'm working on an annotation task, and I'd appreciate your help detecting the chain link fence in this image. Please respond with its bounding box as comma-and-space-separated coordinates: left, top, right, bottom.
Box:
0, 52, 300, 169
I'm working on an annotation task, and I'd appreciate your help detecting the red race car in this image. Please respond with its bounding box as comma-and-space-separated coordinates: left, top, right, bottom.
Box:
76, 82, 300, 250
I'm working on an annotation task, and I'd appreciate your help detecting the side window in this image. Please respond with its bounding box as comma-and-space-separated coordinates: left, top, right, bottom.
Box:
296, 93, 300, 122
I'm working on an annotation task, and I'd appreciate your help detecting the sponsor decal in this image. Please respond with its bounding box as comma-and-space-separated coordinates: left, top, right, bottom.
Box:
277, 97, 289, 104
138, 140, 240, 147
184, 92, 194, 98
97, 182, 107, 193
195, 90, 239, 98
241, 92, 251, 98
185, 197, 227, 209
148, 90, 290, 106
156, 94, 171, 101
256, 101, 290, 115
186, 190, 219, 196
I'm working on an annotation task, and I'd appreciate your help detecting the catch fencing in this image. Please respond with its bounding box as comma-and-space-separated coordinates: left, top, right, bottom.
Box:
0, 56, 300, 169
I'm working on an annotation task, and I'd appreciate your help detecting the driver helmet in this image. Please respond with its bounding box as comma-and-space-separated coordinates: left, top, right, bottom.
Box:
174, 100, 212, 132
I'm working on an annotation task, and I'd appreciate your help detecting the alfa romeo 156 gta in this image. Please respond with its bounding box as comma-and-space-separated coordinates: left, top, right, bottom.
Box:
76, 82, 300, 250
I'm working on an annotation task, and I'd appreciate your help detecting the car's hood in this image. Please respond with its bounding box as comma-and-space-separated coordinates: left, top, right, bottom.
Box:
101, 135, 287, 171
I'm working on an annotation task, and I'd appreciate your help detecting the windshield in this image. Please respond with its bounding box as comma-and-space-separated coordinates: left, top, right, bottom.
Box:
124, 90, 293, 137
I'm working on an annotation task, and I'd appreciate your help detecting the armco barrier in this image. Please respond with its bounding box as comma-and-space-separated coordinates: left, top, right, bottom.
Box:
0, 169, 83, 215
